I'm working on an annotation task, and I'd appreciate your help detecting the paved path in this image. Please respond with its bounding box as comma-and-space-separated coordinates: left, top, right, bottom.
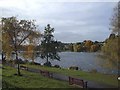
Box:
27, 67, 117, 88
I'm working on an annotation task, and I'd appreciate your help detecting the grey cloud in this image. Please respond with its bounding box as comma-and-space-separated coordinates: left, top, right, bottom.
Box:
0, 1, 117, 43
54, 32, 84, 43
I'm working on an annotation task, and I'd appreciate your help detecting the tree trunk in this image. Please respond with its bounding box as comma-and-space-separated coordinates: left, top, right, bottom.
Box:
32, 57, 34, 64
2, 51, 6, 62
14, 31, 21, 76
2, 52, 4, 60
32, 53, 34, 64
46, 54, 48, 63
15, 50, 21, 76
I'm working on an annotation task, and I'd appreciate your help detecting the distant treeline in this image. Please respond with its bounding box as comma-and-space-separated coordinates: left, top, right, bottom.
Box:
17, 40, 104, 52
58, 40, 103, 52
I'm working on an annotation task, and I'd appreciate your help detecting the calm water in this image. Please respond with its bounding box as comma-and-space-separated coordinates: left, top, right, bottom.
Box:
0, 52, 119, 75
35, 52, 118, 75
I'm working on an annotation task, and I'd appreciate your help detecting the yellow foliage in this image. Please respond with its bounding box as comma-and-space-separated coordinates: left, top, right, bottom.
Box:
23, 44, 35, 62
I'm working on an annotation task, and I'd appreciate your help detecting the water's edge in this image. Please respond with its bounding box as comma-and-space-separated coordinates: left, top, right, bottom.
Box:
0, 52, 118, 75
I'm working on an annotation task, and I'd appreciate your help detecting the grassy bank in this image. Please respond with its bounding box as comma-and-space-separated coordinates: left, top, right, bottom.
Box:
23, 64, 118, 87
0, 64, 2, 89
2, 65, 74, 88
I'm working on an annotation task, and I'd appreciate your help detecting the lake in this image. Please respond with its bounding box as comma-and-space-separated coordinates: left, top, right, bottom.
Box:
35, 52, 118, 75
1, 52, 119, 75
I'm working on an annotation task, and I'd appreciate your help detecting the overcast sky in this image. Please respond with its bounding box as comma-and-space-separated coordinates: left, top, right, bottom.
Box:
0, 0, 118, 43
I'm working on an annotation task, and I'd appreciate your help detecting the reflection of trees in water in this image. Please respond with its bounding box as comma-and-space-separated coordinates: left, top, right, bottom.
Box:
95, 54, 118, 70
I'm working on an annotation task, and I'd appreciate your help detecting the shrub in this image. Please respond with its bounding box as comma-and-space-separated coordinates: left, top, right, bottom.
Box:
54, 65, 60, 68
43, 61, 52, 67
34, 62, 41, 65
69, 66, 78, 70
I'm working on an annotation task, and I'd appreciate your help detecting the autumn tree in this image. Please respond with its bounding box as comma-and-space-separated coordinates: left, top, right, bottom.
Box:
73, 44, 77, 52
110, 1, 120, 35
40, 24, 60, 66
69, 43, 74, 52
73, 43, 82, 52
23, 44, 35, 62
102, 1, 120, 64
102, 35, 119, 63
1, 17, 40, 75
0, 24, 2, 59
90, 44, 99, 52
84, 40, 93, 52
23, 33, 41, 63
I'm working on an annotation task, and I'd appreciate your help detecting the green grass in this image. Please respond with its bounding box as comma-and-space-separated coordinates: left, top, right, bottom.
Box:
23, 64, 118, 87
0, 64, 2, 89
0, 69, 1, 80
2, 65, 75, 88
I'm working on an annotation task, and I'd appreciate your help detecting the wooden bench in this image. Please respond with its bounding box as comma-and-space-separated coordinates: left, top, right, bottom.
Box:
20, 65, 28, 71
40, 70, 53, 78
69, 76, 87, 88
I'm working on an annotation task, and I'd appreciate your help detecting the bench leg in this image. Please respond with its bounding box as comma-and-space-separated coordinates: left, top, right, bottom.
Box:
69, 77, 73, 85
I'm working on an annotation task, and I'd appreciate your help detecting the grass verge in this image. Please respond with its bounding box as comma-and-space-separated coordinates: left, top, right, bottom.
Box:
2, 65, 75, 88
23, 64, 118, 87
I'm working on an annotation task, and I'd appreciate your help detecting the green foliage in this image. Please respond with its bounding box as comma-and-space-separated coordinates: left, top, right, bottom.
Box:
40, 24, 60, 64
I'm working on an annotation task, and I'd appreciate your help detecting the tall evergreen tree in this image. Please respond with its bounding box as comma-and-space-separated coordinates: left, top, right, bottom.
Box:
40, 24, 60, 66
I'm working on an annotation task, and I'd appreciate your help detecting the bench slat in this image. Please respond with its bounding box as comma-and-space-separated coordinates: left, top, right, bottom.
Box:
69, 76, 87, 88
40, 70, 53, 78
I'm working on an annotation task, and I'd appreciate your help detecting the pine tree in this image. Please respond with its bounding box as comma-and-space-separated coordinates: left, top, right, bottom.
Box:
40, 24, 60, 66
